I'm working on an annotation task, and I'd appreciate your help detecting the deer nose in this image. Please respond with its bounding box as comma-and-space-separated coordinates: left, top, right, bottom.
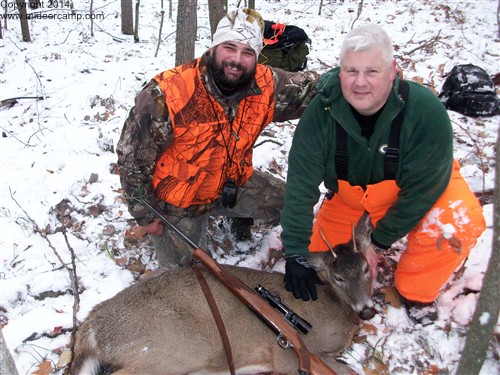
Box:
359, 306, 376, 320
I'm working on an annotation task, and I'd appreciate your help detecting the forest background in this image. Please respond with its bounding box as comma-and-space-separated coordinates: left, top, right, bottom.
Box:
0, 0, 499, 374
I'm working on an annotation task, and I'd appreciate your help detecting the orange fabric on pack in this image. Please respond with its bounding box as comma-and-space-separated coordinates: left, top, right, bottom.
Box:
309, 160, 485, 302
263, 23, 285, 46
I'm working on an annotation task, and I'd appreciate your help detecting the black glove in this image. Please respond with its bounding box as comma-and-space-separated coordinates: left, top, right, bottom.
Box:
370, 234, 390, 254
284, 256, 324, 301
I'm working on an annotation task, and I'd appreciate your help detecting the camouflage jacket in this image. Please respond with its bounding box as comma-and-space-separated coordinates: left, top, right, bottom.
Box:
117, 51, 320, 225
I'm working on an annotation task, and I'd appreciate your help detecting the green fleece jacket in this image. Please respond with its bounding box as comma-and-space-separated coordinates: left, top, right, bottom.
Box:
281, 67, 453, 257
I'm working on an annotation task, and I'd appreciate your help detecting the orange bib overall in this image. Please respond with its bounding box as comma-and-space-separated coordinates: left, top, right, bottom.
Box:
309, 160, 485, 302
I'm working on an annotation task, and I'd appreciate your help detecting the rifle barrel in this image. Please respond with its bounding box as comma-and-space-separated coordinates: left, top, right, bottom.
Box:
139, 199, 199, 249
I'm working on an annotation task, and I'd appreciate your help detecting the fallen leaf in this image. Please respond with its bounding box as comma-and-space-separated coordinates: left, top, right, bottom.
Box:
127, 256, 145, 274
87, 204, 104, 217
56, 349, 72, 369
352, 334, 368, 344
424, 364, 440, 374
364, 359, 391, 375
268, 159, 283, 175
381, 286, 402, 308
125, 227, 144, 240
442, 321, 453, 334
115, 257, 127, 266
48, 326, 63, 337
360, 323, 378, 335
31, 359, 52, 375
412, 76, 424, 85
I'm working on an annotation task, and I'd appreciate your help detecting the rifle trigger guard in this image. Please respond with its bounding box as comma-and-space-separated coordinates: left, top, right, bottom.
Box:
276, 333, 292, 349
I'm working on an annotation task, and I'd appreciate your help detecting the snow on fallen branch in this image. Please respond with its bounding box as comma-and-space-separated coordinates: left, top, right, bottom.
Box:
9, 188, 80, 373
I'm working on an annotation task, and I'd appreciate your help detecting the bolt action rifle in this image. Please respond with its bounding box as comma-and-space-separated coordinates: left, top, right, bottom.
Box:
139, 199, 336, 375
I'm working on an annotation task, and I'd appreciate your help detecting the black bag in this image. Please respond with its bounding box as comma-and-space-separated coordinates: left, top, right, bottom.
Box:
439, 64, 499, 117
258, 21, 311, 72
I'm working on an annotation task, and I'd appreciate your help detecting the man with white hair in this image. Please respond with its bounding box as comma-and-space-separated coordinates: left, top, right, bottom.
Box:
117, 8, 319, 267
281, 23, 485, 325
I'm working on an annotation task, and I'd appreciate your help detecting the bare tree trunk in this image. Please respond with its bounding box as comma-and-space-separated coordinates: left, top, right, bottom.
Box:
134, 0, 140, 43
0, 330, 19, 375
248, 0, 255, 9
16, 0, 31, 42
90, 0, 94, 37
155, 0, 165, 57
121, 0, 134, 35
208, 0, 227, 36
456, 124, 500, 374
175, 0, 197, 66
497, 0, 500, 38
3, 1, 8, 29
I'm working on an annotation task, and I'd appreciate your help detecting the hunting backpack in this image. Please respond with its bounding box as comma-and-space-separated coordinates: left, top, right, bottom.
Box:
258, 21, 311, 72
438, 64, 499, 117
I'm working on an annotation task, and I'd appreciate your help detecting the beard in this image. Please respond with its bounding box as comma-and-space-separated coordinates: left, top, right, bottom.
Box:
207, 50, 255, 93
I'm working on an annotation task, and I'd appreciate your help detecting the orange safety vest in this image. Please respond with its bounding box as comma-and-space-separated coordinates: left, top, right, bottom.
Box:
151, 59, 275, 208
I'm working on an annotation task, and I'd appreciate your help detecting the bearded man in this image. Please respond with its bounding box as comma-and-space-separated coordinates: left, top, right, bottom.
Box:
117, 8, 319, 267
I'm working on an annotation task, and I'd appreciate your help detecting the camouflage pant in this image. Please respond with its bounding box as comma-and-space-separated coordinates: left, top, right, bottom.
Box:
152, 170, 285, 267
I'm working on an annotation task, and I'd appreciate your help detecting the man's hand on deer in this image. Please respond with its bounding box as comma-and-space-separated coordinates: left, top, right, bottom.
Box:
284, 256, 325, 301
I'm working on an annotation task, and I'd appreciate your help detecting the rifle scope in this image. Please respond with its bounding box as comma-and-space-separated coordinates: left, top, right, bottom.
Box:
256, 284, 312, 334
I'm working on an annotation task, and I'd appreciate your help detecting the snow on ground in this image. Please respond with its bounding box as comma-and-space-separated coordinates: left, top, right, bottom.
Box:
0, 0, 499, 374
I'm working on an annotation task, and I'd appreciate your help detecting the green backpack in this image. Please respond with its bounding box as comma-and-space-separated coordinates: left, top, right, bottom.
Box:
258, 21, 311, 72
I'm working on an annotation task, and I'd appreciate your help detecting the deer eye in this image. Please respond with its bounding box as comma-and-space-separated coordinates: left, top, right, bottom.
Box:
334, 276, 344, 283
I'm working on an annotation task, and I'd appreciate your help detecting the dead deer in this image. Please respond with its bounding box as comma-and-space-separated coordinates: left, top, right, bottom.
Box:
71, 213, 375, 375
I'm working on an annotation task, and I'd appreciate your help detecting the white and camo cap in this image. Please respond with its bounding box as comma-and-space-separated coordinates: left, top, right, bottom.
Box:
211, 8, 264, 57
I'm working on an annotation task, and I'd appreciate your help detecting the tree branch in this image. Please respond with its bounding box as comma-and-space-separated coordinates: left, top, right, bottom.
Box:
452, 118, 494, 194
254, 139, 283, 148
9, 188, 80, 374
350, 0, 364, 30
404, 30, 445, 55
0, 96, 44, 108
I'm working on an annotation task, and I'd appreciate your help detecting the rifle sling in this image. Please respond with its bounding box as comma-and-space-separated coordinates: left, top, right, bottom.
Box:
190, 259, 236, 375
139, 199, 336, 374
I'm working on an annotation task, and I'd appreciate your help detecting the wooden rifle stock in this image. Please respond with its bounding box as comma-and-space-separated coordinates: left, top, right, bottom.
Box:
139, 199, 336, 375
192, 248, 336, 375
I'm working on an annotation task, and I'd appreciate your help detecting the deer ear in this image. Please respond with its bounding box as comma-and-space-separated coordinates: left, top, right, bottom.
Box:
308, 253, 325, 271
308, 253, 333, 283
354, 212, 373, 254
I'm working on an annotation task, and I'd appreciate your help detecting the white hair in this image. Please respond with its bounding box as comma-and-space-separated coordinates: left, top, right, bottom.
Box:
340, 23, 393, 65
